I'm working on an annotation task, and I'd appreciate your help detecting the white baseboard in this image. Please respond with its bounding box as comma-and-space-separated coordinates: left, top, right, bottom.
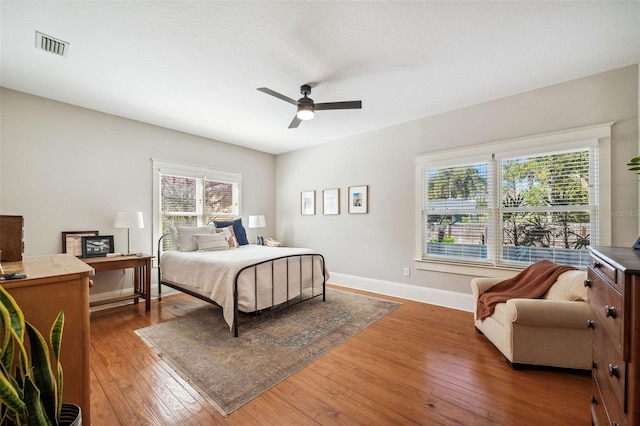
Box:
90, 276, 475, 313
328, 272, 474, 312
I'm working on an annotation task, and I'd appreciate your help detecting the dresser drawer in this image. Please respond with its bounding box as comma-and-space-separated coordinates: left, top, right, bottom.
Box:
590, 253, 619, 291
592, 342, 626, 422
591, 378, 611, 426
588, 268, 624, 353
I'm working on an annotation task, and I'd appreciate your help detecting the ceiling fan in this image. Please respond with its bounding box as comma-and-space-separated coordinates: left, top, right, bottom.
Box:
257, 84, 362, 129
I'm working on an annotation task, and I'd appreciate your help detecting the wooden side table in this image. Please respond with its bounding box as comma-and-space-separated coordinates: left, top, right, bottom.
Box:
83, 254, 153, 311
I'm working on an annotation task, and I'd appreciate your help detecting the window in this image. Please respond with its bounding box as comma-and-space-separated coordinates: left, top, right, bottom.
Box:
423, 159, 493, 263
152, 159, 241, 253
498, 148, 595, 266
416, 124, 611, 269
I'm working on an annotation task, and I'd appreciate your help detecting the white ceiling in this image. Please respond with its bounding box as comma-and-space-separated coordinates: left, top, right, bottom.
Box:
1, 1, 639, 155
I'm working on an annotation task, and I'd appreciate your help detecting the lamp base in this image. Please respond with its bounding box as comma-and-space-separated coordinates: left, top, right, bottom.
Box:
126, 228, 132, 256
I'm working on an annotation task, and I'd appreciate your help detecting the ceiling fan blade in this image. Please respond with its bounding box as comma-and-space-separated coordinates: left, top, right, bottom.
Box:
257, 87, 298, 105
288, 115, 302, 129
314, 100, 362, 111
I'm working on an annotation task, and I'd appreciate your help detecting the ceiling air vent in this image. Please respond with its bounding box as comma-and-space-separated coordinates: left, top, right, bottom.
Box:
35, 31, 69, 57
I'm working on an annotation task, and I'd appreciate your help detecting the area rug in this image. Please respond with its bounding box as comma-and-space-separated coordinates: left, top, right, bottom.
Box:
134, 288, 400, 416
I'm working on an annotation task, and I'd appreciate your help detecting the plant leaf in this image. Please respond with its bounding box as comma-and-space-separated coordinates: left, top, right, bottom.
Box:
0, 285, 25, 341
0, 363, 25, 417
23, 376, 52, 426
628, 156, 640, 173
49, 312, 64, 362
49, 311, 64, 421
25, 322, 57, 425
0, 303, 15, 376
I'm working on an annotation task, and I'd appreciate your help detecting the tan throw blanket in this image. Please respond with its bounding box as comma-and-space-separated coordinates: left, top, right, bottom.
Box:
476, 259, 576, 320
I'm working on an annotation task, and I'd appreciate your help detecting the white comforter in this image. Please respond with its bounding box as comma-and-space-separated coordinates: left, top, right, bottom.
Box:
160, 245, 327, 330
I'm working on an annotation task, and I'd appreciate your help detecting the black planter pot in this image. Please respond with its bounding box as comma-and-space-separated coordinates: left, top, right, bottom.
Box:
60, 403, 82, 426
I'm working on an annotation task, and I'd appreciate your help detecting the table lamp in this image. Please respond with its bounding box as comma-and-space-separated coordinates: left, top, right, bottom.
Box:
114, 211, 144, 255
248, 215, 266, 245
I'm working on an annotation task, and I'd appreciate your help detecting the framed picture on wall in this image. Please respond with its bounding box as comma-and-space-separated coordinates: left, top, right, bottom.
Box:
348, 185, 368, 214
81, 235, 115, 258
62, 231, 99, 257
323, 188, 340, 215
301, 190, 316, 215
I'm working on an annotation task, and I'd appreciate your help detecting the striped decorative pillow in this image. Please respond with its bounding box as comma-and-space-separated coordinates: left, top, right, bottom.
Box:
177, 226, 214, 252
215, 225, 239, 248
194, 233, 229, 251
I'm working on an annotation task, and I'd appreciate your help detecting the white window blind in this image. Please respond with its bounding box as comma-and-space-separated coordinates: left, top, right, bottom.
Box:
152, 159, 241, 254
416, 123, 611, 270
161, 174, 199, 226
423, 160, 494, 263
498, 147, 596, 267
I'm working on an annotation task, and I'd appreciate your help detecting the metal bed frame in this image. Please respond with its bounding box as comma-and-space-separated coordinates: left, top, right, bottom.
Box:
157, 234, 326, 336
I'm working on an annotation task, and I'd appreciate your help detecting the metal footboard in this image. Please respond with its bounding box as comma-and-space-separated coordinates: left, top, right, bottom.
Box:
157, 234, 326, 337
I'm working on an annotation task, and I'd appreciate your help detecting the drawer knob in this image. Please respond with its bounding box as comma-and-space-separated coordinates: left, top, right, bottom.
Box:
593, 261, 602, 268
608, 364, 620, 378
583, 279, 592, 288
592, 360, 597, 369
605, 305, 617, 318
591, 395, 597, 404
587, 320, 595, 329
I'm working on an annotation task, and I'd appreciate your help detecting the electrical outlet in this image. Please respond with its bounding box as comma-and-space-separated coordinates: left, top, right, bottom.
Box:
403, 267, 410, 277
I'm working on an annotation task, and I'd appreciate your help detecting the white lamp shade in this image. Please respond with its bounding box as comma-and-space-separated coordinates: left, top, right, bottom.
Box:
248, 215, 266, 228
114, 211, 144, 229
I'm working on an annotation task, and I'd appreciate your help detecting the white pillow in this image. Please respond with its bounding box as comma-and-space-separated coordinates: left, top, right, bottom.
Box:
169, 226, 180, 250
544, 270, 589, 302
177, 226, 214, 252
194, 233, 229, 251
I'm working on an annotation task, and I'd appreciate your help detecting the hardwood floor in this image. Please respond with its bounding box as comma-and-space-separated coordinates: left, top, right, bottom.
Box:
89, 286, 591, 425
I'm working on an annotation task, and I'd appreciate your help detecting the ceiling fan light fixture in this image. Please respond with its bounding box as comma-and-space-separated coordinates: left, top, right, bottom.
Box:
258, 85, 360, 128
296, 104, 315, 120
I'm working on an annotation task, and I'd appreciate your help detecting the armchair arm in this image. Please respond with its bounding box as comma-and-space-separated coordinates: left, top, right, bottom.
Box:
471, 278, 503, 298
505, 299, 591, 328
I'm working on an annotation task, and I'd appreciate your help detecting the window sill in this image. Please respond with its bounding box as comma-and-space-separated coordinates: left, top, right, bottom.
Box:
414, 259, 523, 279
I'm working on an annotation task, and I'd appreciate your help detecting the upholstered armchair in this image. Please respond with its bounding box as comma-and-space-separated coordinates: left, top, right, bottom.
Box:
471, 270, 592, 370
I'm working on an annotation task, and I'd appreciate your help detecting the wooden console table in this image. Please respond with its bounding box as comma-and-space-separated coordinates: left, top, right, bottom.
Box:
1, 254, 93, 425
83, 254, 153, 311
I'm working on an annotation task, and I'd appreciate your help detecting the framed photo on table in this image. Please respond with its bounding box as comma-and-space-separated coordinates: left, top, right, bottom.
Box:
323, 188, 340, 215
81, 235, 115, 258
301, 190, 316, 215
348, 185, 368, 214
62, 231, 99, 257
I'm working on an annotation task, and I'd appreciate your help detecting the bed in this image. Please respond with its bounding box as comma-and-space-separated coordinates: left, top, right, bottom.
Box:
157, 225, 327, 337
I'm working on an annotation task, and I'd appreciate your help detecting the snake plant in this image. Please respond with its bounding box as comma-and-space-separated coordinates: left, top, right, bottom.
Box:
0, 285, 64, 425
628, 156, 640, 173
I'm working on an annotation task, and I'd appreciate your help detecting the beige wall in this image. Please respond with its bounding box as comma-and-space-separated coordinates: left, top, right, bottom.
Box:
2, 65, 638, 309
276, 65, 639, 303
0, 88, 276, 298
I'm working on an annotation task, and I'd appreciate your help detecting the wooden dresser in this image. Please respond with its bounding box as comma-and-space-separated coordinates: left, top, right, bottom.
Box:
1, 254, 94, 425
587, 246, 640, 426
